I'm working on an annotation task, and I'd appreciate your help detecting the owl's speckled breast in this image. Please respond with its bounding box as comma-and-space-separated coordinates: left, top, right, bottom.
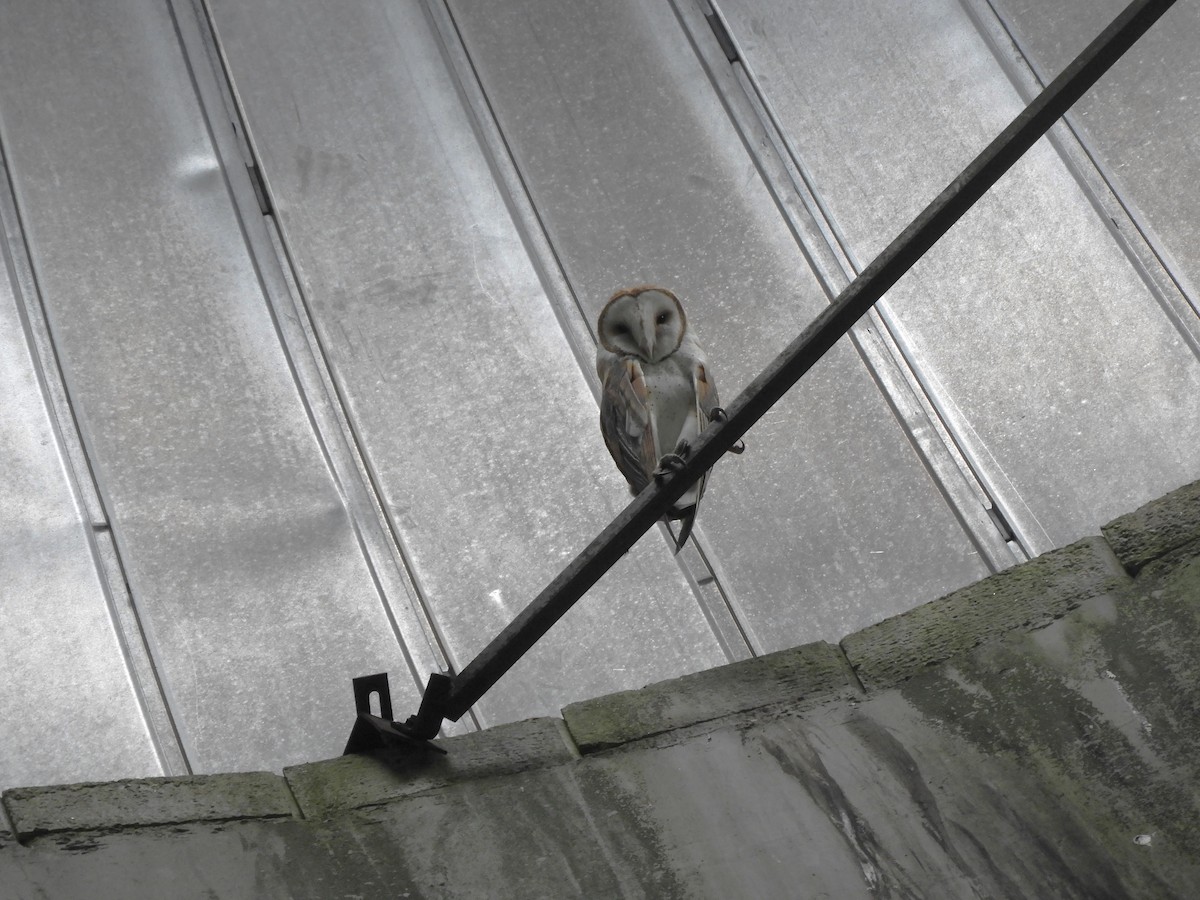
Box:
641, 355, 701, 460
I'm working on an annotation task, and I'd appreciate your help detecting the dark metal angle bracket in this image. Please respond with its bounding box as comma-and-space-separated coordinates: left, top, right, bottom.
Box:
343, 673, 449, 755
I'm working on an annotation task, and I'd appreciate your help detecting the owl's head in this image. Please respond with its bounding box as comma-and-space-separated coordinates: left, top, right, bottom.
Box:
597, 286, 688, 364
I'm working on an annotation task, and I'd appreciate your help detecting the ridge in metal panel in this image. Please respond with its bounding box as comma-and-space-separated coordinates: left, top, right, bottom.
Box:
956, 0, 1200, 368
715, 0, 1200, 551
671, 0, 1020, 574
447, 0, 991, 647
0, 180, 163, 790
168, 0, 457, 722
0, 0, 426, 772
203, 0, 729, 725
421, 0, 757, 663
988, 0, 1200, 308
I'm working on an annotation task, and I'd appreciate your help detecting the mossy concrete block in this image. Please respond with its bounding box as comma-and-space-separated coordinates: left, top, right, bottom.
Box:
285, 717, 574, 818
1103, 479, 1200, 574
1, 772, 294, 841
888, 562, 1200, 883
842, 537, 1132, 691
562, 641, 860, 753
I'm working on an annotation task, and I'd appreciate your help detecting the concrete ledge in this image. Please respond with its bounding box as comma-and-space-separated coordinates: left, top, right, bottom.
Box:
841, 537, 1132, 691
4, 478, 1199, 898
1, 773, 295, 841
1102, 479, 1200, 574
285, 717, 574, 818
562, 641, 860, 753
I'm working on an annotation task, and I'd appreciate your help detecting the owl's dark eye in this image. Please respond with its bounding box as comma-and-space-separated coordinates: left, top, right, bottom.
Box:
613, 323, 629, 335
656, 312, 670, 325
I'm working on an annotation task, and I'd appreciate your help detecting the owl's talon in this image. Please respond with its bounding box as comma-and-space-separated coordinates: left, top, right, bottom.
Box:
653, 451, 688, 483
705, 408, 744, 453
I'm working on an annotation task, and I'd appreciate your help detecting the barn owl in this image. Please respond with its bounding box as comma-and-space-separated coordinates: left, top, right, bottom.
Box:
596, 286, 733, 553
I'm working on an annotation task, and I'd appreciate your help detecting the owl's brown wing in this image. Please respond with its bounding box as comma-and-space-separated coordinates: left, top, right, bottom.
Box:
693, 361, 720, 424
598, 355, 659, 496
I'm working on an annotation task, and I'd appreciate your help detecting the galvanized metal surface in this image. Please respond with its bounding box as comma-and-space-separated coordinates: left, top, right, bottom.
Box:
990, 0, 1200, 307
0, 167, 164, 792
715, 0, 1200, 553
202, 0, 729, 727
0, 0, 422, 774
447, 0, 990, 651
0, 0, 1196, 787
959, 0, 1200, 370
673, 0, 1023, 575
167, 0, 459, 734
419, 0, 758, 664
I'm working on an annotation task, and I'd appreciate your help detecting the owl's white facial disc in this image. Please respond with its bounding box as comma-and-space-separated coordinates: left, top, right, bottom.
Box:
598, 286, 687, 364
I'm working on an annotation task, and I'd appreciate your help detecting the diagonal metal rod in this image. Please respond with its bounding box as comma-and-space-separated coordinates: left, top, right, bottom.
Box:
399, 0, 1178, 738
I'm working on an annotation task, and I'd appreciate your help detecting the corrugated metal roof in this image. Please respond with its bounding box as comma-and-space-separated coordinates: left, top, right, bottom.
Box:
1, 0, 1196, 787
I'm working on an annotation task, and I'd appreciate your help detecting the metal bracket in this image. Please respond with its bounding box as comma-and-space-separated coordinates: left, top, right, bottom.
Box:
343, 672, 449, 755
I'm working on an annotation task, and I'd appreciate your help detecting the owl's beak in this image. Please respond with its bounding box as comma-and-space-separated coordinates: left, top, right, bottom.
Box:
640, 305, 658, 360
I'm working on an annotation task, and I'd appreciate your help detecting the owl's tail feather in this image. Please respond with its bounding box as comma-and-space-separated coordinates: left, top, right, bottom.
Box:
666, 505, 698, 554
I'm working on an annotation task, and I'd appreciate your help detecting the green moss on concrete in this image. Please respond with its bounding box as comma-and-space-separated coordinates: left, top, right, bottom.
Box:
562, 641, 860, 753
1160, 553, 1200, 603
841, 537, 1133, 691
895, 557, 1200, 863
285, 718, 575, 818
1, 773, 295, 841
1136, 539, 1200, 594
338, 763, 695, 900
1095, 552, 1200, 790
844, 686, 1198, 898
1103, 478, 1200, 573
